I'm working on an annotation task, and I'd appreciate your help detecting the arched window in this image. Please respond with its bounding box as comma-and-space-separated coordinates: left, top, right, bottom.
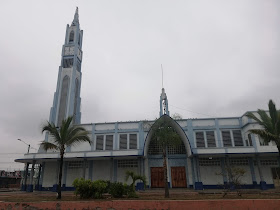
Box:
57, 75, 70, 126
69, 31, 74, 43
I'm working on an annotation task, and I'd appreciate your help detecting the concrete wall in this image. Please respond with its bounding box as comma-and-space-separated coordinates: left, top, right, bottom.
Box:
92, 160, 111, 181
200, 166, 223, 185
42, 162, 57, 187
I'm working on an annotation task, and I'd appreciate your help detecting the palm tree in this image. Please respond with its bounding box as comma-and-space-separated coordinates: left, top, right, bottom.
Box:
125, 170, 146, 197
246, 100, 280, 156
40, 116, 91, 199
151, 116, 181, 198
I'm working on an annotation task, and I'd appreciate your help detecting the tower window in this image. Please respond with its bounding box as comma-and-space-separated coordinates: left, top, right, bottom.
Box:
78, 34, 81, 45
69, 31, 74, 43
63, 58, 74, 68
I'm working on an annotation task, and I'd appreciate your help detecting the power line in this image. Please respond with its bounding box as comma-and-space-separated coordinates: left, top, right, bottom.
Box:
169, 104, 215, 118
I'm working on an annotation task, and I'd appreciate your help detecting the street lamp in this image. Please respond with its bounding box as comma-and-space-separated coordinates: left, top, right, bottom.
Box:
17, 138, 31, 191
17, 139, 30, 154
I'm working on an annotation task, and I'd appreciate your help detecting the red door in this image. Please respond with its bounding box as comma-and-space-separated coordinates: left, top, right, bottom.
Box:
151, 167, 164, 188
171, 167, 187, 188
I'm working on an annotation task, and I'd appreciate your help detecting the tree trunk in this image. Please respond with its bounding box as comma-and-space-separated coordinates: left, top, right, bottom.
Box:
57, 149, 64, 199
277, 145, 280, 158
163, 147, 169, 198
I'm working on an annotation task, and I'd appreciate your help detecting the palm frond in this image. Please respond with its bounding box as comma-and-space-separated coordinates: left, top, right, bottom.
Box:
42, 121, 61, 144
65, 129, 91, 147
268, 100, 277, 126
246, 112, 263, 125
40, 141, 59, 151
60, 116, 74, 144
248, 129, 277, 142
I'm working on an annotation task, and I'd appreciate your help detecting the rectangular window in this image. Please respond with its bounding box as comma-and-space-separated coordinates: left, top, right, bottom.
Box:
105, 135, 113, 150
120, 134, 127, 149
233, 130, 243, 146
63, 58, 74, 68
246, 134, 253, 146
96, 135, 104, 150
199, 158, 221, 166
129, 134, 137, 149
68, 161, 88, 169
229, 158, 248, 165
222, 130, 232, 147
259, 138, 269, 146
117, 159, 138, 168
195, 132, 205, 148
206, 131, 216, 147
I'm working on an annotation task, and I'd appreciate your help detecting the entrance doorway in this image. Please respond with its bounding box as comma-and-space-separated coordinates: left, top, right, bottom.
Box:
151, 167, 164, 188
171, 166, 187, 188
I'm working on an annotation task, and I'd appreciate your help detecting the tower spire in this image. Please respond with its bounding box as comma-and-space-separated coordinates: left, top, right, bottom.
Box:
72, 7, 79, 26
159, 65, 169, 117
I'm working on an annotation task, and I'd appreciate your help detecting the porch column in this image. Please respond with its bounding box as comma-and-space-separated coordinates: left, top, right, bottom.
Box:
256, 155, 267, 190
249, 157, 257, 188
194, 156, 203, 190
21, 162, 29, 191
221, 157, 227, 184
27, 161, 35, 192
38, 162, 45, 191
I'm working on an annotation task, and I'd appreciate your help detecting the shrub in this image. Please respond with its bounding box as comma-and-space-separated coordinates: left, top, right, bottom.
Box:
73, 178, 108, 199
109, 182, 126, 198
92, 180, 108, 199
73, 178, 94, 199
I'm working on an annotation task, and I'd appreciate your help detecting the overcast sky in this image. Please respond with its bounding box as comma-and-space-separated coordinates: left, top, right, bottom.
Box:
1, 0, 280, 170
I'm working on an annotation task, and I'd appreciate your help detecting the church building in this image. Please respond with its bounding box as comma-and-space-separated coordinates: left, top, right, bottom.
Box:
16, 8, 280, 192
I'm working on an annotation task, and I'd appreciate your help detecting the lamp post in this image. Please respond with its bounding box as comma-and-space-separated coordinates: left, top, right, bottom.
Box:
17, 139, 31, 191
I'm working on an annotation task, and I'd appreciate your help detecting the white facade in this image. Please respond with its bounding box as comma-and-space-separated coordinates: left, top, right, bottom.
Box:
15, 8, 280, 191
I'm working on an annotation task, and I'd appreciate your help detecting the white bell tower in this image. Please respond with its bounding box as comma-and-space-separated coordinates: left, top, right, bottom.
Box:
49, 7, 84, 127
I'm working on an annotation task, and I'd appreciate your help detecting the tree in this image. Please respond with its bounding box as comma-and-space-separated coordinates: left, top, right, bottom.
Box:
246, 100, 280, 156
40, 116, 91, 199
151, 116, 181, 198
125, 170, 146, 197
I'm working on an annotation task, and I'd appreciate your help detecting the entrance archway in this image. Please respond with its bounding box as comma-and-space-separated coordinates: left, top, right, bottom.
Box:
143, 115, 192, 188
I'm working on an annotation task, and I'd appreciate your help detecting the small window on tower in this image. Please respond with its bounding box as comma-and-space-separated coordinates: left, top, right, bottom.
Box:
63, 58, 74, 68
78, 34, 81, 45
69, 31, 74, 43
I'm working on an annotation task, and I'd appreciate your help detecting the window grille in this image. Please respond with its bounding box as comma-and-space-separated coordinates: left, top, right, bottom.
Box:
105, 135, 113, 150
129, 134, 137, 149
222, 131, 232, 147
167, 142, 186, 154
199, 158, 221, 166
196, 132, 205, 148
229, 158, 249, 166
260, 159, 278, 166
206, 131, 216, 147
233, 130, 243, 146
117, 159, 138, 168
68, 161, 88, 169
148, 139, 186, 155
96, 135, 104, 150
120, 134, 127, 149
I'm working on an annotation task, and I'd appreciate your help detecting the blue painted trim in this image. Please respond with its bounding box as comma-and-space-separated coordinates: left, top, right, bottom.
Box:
27, 184, 33, 192
195, 182, 203, 190
114, 123, 118, 150
260, 181, 268, 190
191, 157, 196, 184
215, 119, 222, 147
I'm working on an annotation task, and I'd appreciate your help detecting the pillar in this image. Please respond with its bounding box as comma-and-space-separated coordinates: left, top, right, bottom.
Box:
256, 155, 267, 190
27, 161, 35, 192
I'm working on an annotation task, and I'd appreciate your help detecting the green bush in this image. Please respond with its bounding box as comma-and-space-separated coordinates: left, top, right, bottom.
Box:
109, 182, 127, 198
92, 180, 108, 199
72, 178, 108, 199
73, 178, 94, 199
